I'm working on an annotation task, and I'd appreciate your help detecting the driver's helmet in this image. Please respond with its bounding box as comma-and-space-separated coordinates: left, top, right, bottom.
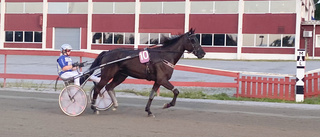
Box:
60, 44, 72, 53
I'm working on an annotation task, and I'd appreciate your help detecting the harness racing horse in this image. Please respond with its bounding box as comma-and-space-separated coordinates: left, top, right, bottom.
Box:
88, 28, 206, 116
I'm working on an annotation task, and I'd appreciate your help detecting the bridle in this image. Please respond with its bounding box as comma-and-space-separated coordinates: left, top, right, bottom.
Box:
187, 34, 201, 55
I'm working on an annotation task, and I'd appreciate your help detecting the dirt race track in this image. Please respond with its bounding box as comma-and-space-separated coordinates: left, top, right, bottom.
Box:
1, 89, 320, 137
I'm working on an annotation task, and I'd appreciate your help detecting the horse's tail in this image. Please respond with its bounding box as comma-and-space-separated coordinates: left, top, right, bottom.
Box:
80, 51, 107, 85
90, 51, 107, 70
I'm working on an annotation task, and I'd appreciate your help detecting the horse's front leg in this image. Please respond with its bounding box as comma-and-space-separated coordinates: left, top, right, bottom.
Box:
163, 88, 179, 109
145, 83, 160, 117
159, 80, 179, 109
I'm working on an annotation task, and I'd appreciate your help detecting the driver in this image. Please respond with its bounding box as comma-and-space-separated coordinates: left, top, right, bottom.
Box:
57, 44, 100, 86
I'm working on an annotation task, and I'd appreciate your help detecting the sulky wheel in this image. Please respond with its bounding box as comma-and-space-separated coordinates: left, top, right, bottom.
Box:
89, 86, 113, 111
59, 85, 87, 116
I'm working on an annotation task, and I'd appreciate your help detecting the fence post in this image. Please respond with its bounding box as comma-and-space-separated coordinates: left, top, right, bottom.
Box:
235, 73, 240, 97
3, 54, 7, 87
296, 49, 306, 102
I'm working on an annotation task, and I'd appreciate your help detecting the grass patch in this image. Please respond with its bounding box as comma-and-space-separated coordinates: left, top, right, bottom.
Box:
303, 96, 320, 104
117, 89, 310, 104
2, 81, 320, 104
4, 80, 49, 91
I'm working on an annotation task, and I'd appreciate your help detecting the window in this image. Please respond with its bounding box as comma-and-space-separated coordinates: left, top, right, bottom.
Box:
5, 31, 42, 43
6, 3, 24, 13
92, 32, 135, 45
163, 2, 185, 14
270, 1, 296, 13
125, 33, 135, 44
150, 33, 159, 44
93, 2, 113, 14
215, 1, 238, 14
6, 2, 43, 13
316, 35, 320, 48
139, 33, 171, 45
201, 34, 212, 46
25, 2, 43, 13
115, 2, 135, 14
256, 34, 268, 46
190, 2, 213, 14
244, 1, 269, 13
69, 2, 87, 14
214, 34, 225, 46
243, 34, 295, 47
25, 32, 33, 42
15, 31, 23, 42
141, 2, 185, 14
196, 33, 237, 46
141, 2, 162, 14
160, 33, 170, 44
282, 35, 295, 47
48, 2, 87, 14
269, 34, 282, 47
243, 34, 254, 46
34, 32, 42, 42
5, 31, 13, 42
140, 33, 149, 44
244, 1, 296, 14
190, 1, 238, 14
48, 3, 68, 14
114, 33, 124, 44
93, 2, 135, 14
226, 34, 237, 46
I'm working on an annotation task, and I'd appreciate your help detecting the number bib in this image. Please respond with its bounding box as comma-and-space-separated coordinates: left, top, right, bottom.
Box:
139, 50, 150, 63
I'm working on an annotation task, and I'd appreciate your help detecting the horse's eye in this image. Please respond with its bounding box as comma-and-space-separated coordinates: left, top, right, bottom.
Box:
190, 39, 196, 44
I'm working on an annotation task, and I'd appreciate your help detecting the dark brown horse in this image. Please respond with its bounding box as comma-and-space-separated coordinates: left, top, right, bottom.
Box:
88, 28, 205, 116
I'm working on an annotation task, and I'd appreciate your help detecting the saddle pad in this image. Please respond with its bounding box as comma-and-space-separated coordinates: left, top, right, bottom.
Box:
139, 50, 150, 63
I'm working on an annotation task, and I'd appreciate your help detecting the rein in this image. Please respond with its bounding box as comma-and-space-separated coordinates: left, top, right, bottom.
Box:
147, 49, 185, 54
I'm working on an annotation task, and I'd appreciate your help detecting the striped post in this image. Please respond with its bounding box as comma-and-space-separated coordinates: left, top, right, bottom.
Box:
296, 49, 306, 102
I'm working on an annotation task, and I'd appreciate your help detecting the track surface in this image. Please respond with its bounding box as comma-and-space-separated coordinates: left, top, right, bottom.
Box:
1, 90, 320, 137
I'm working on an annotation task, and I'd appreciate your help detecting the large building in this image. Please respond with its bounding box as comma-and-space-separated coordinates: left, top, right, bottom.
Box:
0, 0, 316, 60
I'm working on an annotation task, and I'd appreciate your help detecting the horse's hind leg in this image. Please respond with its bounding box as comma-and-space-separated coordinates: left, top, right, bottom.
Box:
105, 73, 128, 110
91, 77, 110, 112
145, 83, 160, 117
91, 68, 119, 112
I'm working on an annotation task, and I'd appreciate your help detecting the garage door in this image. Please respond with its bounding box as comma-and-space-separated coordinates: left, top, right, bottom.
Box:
54, 28, 81, 50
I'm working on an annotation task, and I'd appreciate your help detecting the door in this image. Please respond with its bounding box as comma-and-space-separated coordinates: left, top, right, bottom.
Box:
54, 28, 81, 50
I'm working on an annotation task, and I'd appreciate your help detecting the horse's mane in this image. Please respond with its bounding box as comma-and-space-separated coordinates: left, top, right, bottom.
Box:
161, 33, 184, 47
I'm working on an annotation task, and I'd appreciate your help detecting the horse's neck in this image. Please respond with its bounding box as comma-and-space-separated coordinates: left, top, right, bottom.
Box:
161, 43, 184, 64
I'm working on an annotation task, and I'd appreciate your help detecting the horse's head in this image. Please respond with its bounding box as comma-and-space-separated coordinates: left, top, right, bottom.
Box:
184, 28, 206, 59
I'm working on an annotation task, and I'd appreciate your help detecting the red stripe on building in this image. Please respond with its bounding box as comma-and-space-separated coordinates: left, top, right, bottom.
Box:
140, 14, 185, 34
5, 14, 42, 31
243, 14, 296, 34
92, 14, 135, 32
190, 14, 238, 33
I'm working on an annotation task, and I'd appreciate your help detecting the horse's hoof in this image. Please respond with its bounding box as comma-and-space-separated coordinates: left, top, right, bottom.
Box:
112, 107, 117, 111
163, 103, 170, 109
91, 105, 97, 111
148, 113, 155, 118
95, 110, 100, 115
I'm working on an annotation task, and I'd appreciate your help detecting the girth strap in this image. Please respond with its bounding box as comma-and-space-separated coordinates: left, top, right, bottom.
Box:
162, 60, 175, 69
146, 62, 152, 81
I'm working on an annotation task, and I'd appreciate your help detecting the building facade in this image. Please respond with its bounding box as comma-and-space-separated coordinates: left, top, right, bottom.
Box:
0, 0, 316, 60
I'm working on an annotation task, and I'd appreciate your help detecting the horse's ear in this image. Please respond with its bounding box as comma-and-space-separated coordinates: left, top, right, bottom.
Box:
189, 28, 195, 34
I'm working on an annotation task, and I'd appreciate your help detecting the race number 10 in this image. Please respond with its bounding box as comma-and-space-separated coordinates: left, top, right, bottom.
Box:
139, 50, 150, 63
